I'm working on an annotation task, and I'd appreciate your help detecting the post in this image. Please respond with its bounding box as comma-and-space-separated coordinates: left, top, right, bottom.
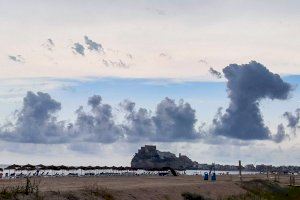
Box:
290, 174, 295, 186
239, 160, 242, 182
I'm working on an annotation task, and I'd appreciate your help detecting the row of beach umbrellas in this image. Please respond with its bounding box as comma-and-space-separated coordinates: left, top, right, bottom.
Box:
1, 164, 142, 171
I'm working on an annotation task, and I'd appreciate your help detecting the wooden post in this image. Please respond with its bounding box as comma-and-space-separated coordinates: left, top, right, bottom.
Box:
290, 174, 295, 186
239, 160, 242, 182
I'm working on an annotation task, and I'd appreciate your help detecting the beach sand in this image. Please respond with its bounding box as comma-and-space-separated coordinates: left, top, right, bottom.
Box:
0, 174, 297, 199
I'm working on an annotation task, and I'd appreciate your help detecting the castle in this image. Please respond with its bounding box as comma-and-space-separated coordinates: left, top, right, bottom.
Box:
131, 145, 198, 170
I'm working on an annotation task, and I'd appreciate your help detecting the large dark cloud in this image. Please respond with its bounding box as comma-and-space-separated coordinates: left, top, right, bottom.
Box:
212, 61, 292, 140
283, 108, 300, 135
121, 98, 199, 142
153, 98, 198, 141
0, 92, 70, 143
74, 95, 123, 143
84, 36, 103, 52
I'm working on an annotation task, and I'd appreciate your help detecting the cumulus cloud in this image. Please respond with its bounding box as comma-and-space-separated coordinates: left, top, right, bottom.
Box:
209, 67, 222, 79
153, 98, 198, 141
84, 36, 103, 52
121, 98, 199, 142
0, 91, 71, 143
121, 100, 155, 141
212, 61, 292, 140
283, 108, 300, 135
0, 93, 124, 144
72, 42, 85, 56
74, 95, 123, 143
8, 55, 25, 63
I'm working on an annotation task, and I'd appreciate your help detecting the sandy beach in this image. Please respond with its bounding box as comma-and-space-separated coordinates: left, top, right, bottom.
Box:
0, 174, 298, 199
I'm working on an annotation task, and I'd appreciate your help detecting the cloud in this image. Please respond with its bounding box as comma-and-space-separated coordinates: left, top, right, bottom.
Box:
159, 53, 172, 60
0, 61, 294, 145
272, 124, 289, 143
72, 42, 85, 56
0, 93, 123, 144
121, 100, 155, 142
127, 53, 133, 59
0, 91, 71, 143
8, 55, 25, 63
209, 67, 222, 79
102, 59, 129, 68
42, 38, 55, 51
198, 59, 208, 65
121, 97, 199, 142
153, 98, 198, 141
74, 95, 123, 143
283, 108, 300, 135
212, 61, 292, 140
147, 8, 166, 15
84, 36, 103, 52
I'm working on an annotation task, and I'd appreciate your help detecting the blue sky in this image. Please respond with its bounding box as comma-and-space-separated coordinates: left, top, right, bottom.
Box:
0, 0, 299, 166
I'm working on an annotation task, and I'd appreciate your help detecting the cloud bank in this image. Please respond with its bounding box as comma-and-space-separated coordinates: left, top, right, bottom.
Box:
0, 61, 296, 144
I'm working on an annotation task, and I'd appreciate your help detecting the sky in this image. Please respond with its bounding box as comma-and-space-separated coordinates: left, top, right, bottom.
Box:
0, 0, 299, 166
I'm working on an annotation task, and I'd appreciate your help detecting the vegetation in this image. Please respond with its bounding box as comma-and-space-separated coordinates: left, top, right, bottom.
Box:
240, 179, 300, 200
182, 192, 209, 200
182, 179, 300, 200
0, 178, 42, 199
0, 179, 115, 200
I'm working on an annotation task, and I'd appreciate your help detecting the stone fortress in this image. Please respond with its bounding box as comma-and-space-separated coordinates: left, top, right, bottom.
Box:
131, 145, 198, 170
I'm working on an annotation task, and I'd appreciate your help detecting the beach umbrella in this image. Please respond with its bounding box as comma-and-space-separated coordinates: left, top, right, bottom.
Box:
22, 164, 35, 175
47, 165, 59, 176
5, 164, 21, 170
68, 166, 76, 170
5, 164, 21, 176
36, 164, 46, 169
57, 165, 68, 175
23, 164, 35, 170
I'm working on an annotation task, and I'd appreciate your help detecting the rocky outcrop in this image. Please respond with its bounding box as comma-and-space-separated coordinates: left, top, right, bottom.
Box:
131, 145, 198, 170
